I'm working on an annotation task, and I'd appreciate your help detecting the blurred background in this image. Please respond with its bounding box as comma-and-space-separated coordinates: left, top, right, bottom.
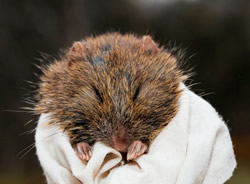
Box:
0, 0, 249, 183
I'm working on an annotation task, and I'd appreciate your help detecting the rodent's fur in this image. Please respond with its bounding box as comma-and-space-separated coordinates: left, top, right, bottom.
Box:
35, 32, 186, 151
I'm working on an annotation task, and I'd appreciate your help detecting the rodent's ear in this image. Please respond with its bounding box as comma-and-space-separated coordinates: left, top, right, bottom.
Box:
142, 35, 160, 53
69, 41, 87, 57
67, 41, 87, 67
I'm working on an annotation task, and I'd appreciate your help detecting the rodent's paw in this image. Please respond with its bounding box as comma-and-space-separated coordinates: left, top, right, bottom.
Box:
74, 142, 92, 161
127, 140, 147, 161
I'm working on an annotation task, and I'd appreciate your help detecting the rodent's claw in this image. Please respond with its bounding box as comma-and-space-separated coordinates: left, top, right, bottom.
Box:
127, 140, 147, 161
74, 142, 92, 161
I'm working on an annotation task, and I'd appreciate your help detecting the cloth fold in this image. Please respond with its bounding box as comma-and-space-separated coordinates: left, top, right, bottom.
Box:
35, 85, 236, 184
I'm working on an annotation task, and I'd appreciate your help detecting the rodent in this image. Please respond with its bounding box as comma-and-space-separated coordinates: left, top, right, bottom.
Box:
35, 32, 186, 161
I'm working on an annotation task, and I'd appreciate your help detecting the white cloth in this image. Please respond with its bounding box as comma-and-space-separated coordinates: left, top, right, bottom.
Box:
35, 85, 236, 184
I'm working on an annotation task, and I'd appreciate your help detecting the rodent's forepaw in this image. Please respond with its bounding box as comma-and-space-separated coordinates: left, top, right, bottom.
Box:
127, 140, 147, 161
74, 142, 92, 161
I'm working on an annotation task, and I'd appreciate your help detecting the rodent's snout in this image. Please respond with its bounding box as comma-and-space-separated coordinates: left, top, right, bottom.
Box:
111, 135, 129, 152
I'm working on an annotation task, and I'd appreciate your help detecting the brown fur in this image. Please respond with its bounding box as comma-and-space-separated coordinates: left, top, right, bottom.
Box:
35, 32, 186, 149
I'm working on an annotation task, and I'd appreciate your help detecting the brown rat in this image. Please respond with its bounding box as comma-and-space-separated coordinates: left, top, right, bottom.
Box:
35, 32, 186, 161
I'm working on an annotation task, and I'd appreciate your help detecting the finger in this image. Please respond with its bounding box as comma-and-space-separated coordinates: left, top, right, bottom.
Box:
88, 149, 92, 157
135, 142, 141, 153
83, 145, 91, 161
138, 144, 147, 155
127, 143, 136, 160
76, 143, 90, 161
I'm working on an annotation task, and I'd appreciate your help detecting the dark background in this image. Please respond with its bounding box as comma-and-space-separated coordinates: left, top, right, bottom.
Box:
0, 0, 249, 183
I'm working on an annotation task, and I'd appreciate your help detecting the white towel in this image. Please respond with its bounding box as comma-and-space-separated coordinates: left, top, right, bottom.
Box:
35, 85, 236, 184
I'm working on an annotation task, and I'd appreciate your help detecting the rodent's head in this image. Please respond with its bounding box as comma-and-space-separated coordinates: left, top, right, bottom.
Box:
36, 33, 185, 151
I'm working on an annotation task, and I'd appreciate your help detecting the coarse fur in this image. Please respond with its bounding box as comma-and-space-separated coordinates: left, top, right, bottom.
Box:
35, 32, 186, 151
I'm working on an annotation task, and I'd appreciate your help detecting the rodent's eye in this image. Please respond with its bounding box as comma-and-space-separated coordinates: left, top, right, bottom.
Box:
133, 86, 140, 101
93, 87, 103, 103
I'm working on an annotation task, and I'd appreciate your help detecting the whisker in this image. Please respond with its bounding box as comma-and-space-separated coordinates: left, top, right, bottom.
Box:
19, 128, 36, 136
17, 128, 62, 159
42, 130, 62, 141
18, 144, 36, 159
198, 92, 215, 98
24, 119, 35, 126
17, 142, 35, 158
186, 82, 201, 89
3, 109, 30, 113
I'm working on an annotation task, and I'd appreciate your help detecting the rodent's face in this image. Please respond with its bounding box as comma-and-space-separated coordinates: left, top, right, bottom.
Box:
36, 33, 185, 149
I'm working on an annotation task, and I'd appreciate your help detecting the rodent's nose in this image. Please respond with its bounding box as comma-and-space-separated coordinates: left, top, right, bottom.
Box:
111, 136, 128, 152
